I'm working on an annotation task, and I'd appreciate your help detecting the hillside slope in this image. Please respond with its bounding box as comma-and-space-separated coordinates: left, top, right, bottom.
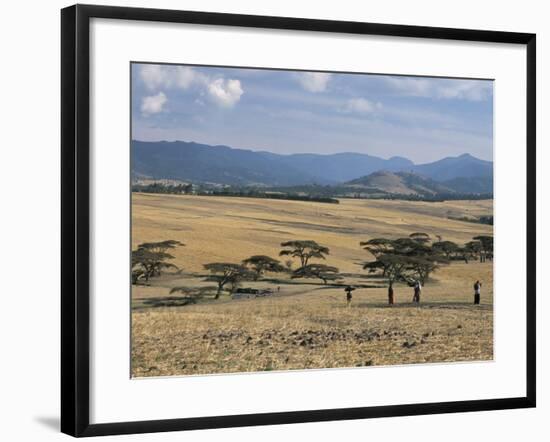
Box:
346, 171, 454, 196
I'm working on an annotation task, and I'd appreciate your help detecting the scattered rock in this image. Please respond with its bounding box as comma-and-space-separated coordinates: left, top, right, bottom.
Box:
403, 341, 417, 349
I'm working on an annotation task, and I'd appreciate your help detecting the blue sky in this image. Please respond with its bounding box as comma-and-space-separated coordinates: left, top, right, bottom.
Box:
131, 63, 493, 163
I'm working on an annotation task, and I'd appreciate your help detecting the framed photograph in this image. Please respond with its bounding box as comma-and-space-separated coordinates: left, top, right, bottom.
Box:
61, 4, 536, 437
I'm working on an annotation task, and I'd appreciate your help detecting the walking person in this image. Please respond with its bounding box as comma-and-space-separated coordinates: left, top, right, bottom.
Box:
474, 280, 482, 305
345, 285, 355, 307
388, 282, 394, 305
412, 280, 421, 303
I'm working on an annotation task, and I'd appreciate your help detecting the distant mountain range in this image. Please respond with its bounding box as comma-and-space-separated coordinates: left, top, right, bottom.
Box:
132, 140, 493, 195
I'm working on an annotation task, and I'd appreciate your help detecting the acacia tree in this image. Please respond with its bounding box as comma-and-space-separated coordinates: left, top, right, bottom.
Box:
432, 240, 459, 259
203, 263, 255, 298
399, 237, 447, 285
137, 240, 184, 276
406, 254, 447, 285
359, 238, 394, 276
242, 255, 286, 280
291, 264, 341, 285
409, 232, 431, 245
360, 235, 447, 304
279, 240, 330, 268
391, 237, 432, 256
131, 240, 183, 284
462, 240, 481, 263
138, 239, 183, 253
363, 254, 414, 305
360, 238, 395, 258
473, 235, 493, 262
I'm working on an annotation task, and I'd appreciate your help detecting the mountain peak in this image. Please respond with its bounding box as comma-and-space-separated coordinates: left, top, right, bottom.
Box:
411, 153, 492, 182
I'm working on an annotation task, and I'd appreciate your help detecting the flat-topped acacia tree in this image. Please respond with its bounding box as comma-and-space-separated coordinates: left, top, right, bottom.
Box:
279, 240, 330, 268
432, 240, 460, 259
138, 239, 184, 253
473, 235, 493, 262
203, 263, 255, 298
131, 240, 183, 283
242, 255, 286, 280
463, 240, 482, 263
291, 263, 341, 285
409, 232, 431, 245
360, 238, 395, 259
361, 235, 448, 304
363, 254, 413, 305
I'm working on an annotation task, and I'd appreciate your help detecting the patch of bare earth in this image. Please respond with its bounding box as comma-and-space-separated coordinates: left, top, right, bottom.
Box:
132, 284, 493, 377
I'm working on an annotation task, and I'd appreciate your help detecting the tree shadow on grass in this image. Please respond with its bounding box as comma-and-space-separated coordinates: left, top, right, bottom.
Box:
317, 283, 382, 290
354, 301, 493, 310
133, 296, 199, 310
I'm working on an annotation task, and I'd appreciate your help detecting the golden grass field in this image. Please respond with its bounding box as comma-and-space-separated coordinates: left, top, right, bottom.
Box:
131, 193, 493, 377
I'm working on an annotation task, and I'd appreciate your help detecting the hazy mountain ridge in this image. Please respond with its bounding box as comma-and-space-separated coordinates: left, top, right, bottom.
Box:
407, 153, 493, 181
132, 140, 320, 187
132, 140, 493, 194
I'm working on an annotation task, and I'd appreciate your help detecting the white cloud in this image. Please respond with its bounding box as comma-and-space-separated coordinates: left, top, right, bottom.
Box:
141, 92, 167, 115
140, 65, 171, 90
296, 72, 331, 92
385, 77, 492, 101
343, 98, 382, 114
174, 66, 205, 89
139, 65, 243, 108
436, 80, 492, 101
140, 65, 204, 90
207, 78, 243, 108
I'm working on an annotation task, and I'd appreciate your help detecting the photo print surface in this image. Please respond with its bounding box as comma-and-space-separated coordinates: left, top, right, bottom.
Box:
130, 62, 494, 377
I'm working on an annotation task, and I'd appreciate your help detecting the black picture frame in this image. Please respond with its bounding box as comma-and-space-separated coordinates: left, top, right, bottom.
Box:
61, 4, 536, 437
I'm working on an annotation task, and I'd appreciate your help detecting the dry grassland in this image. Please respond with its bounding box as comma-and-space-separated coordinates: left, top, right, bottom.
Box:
131, 193, 493, 377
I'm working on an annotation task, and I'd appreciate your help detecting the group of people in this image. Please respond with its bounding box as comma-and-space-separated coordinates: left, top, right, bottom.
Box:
344, 280, 482, 306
